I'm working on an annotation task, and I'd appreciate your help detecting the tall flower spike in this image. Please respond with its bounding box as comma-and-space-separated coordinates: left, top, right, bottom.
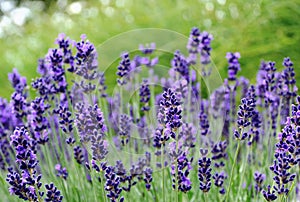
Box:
226, 52, 241, 81
45, 183, 63, 202
186, 27, 200, 64
199, 31, 213, 66
171, 50, 190, 82
198, 149, 212, 193
117, 52, 131, 85
118, 114, 131, 146
139, 79, 151, 111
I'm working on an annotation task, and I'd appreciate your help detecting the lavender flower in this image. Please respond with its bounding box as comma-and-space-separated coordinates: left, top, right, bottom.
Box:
198, 149, 212, 193
139, 43, 156, 54
213, 171, 227, 194
234, 97, 255, 140
171, 50, 190, 82
55, 164, 68, 180
6, 127, 43, 201
226, 52, 241, 81
104, 166, 124, 202
143, 167, 153, 191
45, 183, 63, 202
117, 52, 131, 85
8, 68, 27, 94
262, 185, 277, 201
199, 31, 213, 65
186, 27, 200, 64
118, 114, 131, 146
73, 145, 84, 164
139, 79, 151, 111
253, 171, 265, 194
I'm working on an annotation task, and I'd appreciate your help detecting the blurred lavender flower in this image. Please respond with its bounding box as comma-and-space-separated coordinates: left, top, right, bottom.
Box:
213, 171, 227, 194
117, 52, 131, 86
118, 114, 131, 146
253, 171, 265, 194
226, 52, 241, 81
139, 79, 151, 111
186, 27, 200, 64
55, 164, 68, 180
171, 50, 190, 82
143, 167, 153, 191
8, 68, 27, 94
199, 31, 213, 68
98, 72, 108, 98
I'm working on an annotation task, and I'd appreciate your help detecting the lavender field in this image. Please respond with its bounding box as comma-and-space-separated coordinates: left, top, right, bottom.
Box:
0, 27, 299, 202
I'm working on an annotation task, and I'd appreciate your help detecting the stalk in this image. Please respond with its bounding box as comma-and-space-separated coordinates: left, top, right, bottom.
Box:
161, 145, 165, 202
225, 140, 241, 202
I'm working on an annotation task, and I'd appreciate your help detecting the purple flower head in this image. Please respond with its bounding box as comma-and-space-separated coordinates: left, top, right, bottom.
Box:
117, 52, 131, 85
226, 52, 241, 81
199, 31, 213, 65
118, 114, 131, 146
104, 166, 124, 202
198, 151, 212, 193
253, 171, 265, 194
45, 183, 63, 202
139, 43, 156, 54
186, 27, 200, 64
139, 79, 151, 111
262, 185, 277, 201
55, 164, 68, 180
199, 104, 210, 136
171, 50, 190, 82
143, 167, 153, 191
11, 92, 28, 119
213, 171, 227, 194
98, 72, 108, 98
8, 68, 27, 93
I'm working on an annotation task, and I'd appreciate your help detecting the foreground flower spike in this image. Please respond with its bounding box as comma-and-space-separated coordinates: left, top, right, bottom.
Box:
104, 166, 124, 202
234, 97, 255, 140
198, 149, 212, 193
7, 128, 40, 200
139, 79, 151, 111
117, 52, 131, 85
226, 52, 241, 81
45, 183, 63, 202
262, 185, 277, 201
213, 171, 227, 194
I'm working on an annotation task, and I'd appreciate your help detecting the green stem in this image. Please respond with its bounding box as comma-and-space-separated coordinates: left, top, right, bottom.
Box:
237, 144, 250, 199
161, 146, 165, 202
225, 140, 241, 202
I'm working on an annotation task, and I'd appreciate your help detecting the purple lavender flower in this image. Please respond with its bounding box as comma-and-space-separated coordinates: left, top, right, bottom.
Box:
253, 171, 265, 194
104, 166, 124, 202
199, 31, 213, 65
199, 103, 210, 136
28, 97, 50, 144
11, 92, 28, 119
211, 140, 228, 168
8, 68, 27, 94
6, 127, 43, 201
117, 52, 131, 85
55, 33, 75, 73
139, 79, 151, 111
55, 164, 68, 180
143, 167, 153, 191
98, 72, 108, 98
139, 43, 156, 54
213, 171, 227, 194
226, 52, 241, 81
171, 50, 190, 82
73, 145, 84, 164
45, 183, 63, 202
170, 152, 193, 193
262, 185, 277, 201
57, 105, 74, 134
234, 97, 255, 140
198, 149, 212, 193
186, 27, 200, 64
118, 114, 131, 146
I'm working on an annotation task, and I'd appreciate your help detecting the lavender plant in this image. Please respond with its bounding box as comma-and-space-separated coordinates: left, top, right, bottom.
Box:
0, 28, 299, 202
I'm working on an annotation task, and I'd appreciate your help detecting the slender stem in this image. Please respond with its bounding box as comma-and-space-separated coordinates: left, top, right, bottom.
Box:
161, 146, 165, 202
225, 140, 241, 202
237, 144, 250, 199
100, 172, 107, 202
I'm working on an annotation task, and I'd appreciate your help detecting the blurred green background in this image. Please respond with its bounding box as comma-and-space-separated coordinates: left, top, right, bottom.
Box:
1, 0, 299, 98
